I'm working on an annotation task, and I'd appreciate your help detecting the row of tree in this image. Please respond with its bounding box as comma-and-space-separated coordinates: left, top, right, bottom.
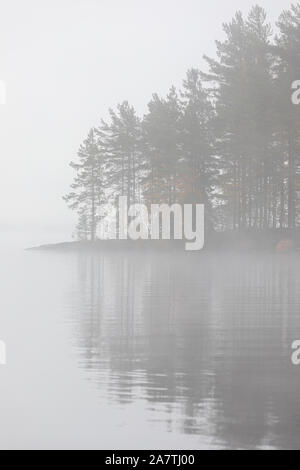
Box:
64, 4, 300, 241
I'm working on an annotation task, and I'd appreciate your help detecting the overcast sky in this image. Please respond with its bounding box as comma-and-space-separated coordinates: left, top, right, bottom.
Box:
0, 0, 294, 246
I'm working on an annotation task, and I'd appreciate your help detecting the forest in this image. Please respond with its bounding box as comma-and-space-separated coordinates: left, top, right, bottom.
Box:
64, 4, 300, 243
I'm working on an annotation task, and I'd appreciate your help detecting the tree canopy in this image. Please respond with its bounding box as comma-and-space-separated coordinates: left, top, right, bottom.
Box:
65, 4, 300, 241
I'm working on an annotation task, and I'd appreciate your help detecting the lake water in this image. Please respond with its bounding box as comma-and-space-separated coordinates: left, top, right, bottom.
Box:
0, 248, 299, 450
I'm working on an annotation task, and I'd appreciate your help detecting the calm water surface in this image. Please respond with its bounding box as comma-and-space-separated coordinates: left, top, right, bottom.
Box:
0, 248, 299, 449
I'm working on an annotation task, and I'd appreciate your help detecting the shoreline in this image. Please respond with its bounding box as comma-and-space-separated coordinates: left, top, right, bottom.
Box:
27, 229, 300, 253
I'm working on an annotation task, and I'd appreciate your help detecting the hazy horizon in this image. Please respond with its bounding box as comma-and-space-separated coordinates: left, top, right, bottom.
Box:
1, 2, 300, 451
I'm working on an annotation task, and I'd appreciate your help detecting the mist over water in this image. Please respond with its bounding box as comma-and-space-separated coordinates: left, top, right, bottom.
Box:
0, 248, 299, 450
1, 0, 300, 451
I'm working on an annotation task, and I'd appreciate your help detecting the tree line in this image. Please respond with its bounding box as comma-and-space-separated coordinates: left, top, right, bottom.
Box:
64, 4, 300, 241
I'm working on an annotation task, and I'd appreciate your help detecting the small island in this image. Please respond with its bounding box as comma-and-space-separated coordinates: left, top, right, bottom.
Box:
38, 6, 300, 255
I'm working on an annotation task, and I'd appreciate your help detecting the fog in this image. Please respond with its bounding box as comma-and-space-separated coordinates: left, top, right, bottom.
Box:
0, 0, 291, 247
1, 1, 300, 451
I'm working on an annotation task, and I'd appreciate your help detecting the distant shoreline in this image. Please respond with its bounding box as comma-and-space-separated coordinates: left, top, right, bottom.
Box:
27, 239, 189, 252
27, 229, 300, 253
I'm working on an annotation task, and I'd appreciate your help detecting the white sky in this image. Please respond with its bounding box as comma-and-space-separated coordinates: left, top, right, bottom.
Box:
0, 0, 294, 246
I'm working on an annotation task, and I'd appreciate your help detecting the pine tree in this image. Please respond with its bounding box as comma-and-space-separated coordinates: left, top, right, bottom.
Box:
142, 87, 182, 206
274, 3, 300, 229
101, 102, 142, 207
64, 128, 104, 241
203, 7, 275, 231
180, 68, 216, 226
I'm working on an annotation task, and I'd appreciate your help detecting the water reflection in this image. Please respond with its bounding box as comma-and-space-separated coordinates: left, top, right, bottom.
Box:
66, 252, 300, 449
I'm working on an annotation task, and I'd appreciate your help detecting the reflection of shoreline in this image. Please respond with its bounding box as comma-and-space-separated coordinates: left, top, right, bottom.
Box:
65, 252, 300, 449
